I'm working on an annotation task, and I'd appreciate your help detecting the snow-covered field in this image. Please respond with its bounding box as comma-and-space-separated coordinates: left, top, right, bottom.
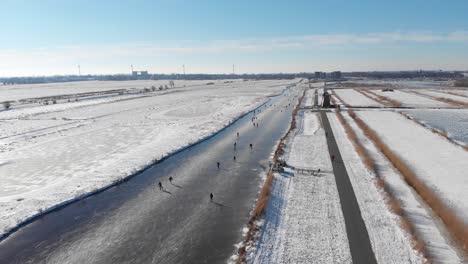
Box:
0, 79, 222, 102
442, 89, 468, 98
0, 79, 295, 237
373, 90, 451, 108
252, 111, 352, 263
414, 90, 468, 104
356, 111, 468, 226
333, 89, 383, 107
402, 109, 468, 146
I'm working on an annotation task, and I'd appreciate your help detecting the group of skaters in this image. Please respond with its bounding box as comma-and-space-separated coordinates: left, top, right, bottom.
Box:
157, 128, 255, 202
156, 98, 299, 201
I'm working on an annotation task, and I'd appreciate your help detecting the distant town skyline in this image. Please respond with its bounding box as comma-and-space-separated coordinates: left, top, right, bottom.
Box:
1, 0, 468, 77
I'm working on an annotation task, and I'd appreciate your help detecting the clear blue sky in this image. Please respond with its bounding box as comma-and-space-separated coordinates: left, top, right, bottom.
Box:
1, 0, 468, 76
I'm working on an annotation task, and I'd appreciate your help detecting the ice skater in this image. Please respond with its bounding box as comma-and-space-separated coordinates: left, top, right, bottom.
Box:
237, 132, 240, 138
249, 143, 253, 149
233, 155, 236, 161
158, 182, 163, 190
210, 193, 214, 201
217, 162, 220, 169
234, 142, 237, 149
169, 176, 173, 184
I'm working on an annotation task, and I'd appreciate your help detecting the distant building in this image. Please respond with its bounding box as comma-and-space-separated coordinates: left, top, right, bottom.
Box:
132, 70, 149, 79
315, 71, 327, 79
330, 71, 342, 79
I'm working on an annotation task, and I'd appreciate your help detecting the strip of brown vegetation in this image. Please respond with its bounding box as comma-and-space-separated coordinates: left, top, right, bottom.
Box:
236, 89, 306, 263
335, 109, 427, 257
363, 89, 402, 107
347, 109, 468, 255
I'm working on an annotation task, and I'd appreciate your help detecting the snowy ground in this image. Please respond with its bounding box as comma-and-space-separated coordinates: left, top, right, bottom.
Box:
402, 109, 468, 146
413, 90, 468, 104
0, 79, 228, 102
0, 79, 295, 237
333, 89, 383, 107
251, 111, 352, 263
302, 89, 315, 108
357, 111, 468, 226
441, 89, 468, 98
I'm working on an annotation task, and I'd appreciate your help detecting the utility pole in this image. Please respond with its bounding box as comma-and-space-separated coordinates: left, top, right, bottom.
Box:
131, 64, 134, 73
232, 64, 235, 75
78, 65, 81, 76
182, 64, 186, 78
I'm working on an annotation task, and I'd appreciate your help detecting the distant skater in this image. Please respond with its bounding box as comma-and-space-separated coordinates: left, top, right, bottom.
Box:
210, 193, 214, 201
169, 176, 173, 184
249, 143, 253, 149
331, 155, 335, 162
237, 132, 239, 138
158, 182, 163, 190
233, 155, 236, 161
234, 142, 237, 149
217, 162, 220, 168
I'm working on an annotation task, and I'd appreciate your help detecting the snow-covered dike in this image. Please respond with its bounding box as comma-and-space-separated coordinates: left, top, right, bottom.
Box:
357, 111, 468, 225
251, 111, 352, 263
0, 80, 294, 237
333, 89, 383, 107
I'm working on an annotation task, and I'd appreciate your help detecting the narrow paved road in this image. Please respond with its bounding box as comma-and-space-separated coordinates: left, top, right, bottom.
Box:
320, 111, 378, 264
0, 89, 301, 264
